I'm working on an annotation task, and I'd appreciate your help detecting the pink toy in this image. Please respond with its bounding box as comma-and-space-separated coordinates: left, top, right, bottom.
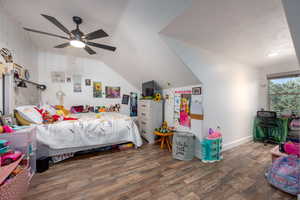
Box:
2, 125, 14, 133
1, 151, 22, 166
207, 128, 222, 139
284, 142, 300, 157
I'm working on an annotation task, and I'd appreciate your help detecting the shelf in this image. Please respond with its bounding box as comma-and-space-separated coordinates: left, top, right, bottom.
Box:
0, 154, 24, 185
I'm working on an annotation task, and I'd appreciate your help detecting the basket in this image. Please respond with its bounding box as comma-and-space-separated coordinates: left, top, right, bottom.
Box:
172, 132, 195, 161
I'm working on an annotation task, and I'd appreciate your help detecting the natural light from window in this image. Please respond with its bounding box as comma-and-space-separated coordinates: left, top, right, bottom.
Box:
268, 76, 300, 115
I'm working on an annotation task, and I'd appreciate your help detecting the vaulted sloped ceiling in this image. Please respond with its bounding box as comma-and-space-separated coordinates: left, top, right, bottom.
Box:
1, 0, 298, 90
282, 0, 300, 65
161, 0, 299, 69
0, 0, 200, 89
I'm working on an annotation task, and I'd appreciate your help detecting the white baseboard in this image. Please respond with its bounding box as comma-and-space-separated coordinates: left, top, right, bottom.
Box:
222, 135, 253, 151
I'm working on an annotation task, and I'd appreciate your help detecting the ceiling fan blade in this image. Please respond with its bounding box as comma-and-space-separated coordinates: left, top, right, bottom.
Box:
84, 46, 96, 55
41, 14, 70, 35
23, 28, 69, 40
84, 29, 108, 40
54, 43, 70, 48
86, 42, 116, 51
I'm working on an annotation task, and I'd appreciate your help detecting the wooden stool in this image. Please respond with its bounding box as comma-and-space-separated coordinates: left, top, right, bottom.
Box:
153, 131, 174, 152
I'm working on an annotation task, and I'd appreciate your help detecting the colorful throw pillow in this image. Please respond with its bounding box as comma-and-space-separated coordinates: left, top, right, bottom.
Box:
15, 105, 43, 124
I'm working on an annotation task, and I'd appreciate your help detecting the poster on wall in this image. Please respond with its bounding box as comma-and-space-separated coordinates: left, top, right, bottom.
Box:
180, 94, 191, 128
93, 82, 102, 98
105, 86, 121, 98
173, 90, 192, 129
130, 92, 138, 117
73, 74, 82, 93
51, 71, 65, 83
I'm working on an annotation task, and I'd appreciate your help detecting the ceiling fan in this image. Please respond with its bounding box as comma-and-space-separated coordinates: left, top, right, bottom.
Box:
23, 14, 116, 55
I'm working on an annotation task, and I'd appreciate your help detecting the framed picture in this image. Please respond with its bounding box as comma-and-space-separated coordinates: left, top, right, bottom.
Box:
122, 94, 130, 105
1, 115, 16, 126
13, 64, 24, 79
85, 79, 91, 86
93, 82, 102, 98
192, 87, 202, 95
66, 77, 72, 83
73, 83, 82, 93
105, 86, 121, 98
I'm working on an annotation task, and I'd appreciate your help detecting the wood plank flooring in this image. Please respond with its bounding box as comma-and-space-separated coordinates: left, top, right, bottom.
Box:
25, 142, 297, 200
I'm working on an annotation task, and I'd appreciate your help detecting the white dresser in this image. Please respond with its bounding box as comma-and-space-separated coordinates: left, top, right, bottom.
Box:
138, 100, 163, 144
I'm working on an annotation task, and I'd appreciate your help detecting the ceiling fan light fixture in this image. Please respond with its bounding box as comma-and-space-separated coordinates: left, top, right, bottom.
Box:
70, 40, 85, 48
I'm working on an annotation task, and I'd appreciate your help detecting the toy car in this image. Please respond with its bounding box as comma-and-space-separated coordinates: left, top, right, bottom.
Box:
0, 140, 23, 166
1, 151, 22, 166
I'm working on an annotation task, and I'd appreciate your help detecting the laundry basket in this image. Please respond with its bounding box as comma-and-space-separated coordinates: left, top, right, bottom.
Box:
172, 131, 195, 161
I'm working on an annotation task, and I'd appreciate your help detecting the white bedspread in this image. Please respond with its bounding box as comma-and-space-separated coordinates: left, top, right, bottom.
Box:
36, 113, 142, 149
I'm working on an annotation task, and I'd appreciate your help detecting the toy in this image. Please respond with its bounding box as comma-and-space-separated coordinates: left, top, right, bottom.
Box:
201, 128, 223, 163
155, 121, 173, 133
2, 125, 14, 133
0, 140, 22, 166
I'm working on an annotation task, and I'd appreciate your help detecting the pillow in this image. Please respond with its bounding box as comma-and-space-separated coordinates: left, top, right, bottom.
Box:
15, 105, 43, 124
15, 112, 32, 126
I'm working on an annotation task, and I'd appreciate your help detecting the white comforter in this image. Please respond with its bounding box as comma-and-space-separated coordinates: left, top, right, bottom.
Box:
36, 113, 142, 149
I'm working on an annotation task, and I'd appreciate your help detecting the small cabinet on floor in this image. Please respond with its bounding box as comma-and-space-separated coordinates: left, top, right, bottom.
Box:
138, 100, 163, 144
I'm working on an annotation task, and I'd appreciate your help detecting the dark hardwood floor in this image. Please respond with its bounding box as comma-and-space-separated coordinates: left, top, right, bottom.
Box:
25, 142, 296, 200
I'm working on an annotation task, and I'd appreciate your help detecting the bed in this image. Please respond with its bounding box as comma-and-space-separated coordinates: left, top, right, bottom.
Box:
36, 112, 143, 160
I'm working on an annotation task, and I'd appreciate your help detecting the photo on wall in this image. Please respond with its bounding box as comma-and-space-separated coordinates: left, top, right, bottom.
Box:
66, 77, 72, 83
192, 87, 201, 95
73, 83, 82, 92
85, 79, 91, 86
122, 94, 130, 105
73, 74, 82, 93
93, 82, 102, 98
105, 86, 121, 98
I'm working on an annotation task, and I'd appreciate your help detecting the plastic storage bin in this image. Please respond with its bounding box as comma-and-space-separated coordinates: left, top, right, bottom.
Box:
172, 131, 195, 161
201, 137, 222, 163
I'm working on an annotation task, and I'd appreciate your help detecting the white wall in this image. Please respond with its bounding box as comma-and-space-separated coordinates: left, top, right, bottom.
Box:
101, 0, 200, 89
38, 51, 140, 115
0, 5, 39, 111
164, 37, 260, 150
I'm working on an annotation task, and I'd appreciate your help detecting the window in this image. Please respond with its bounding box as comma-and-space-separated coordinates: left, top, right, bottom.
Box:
268, 75, 300, 114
